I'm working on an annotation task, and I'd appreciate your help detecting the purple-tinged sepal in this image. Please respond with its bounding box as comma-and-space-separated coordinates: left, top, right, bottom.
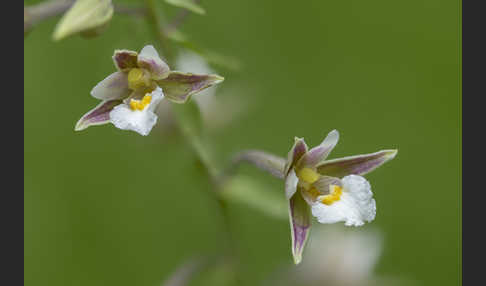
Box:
113, 50, 138, 72
75, 99, 122, 131
90, 71, 131, 100
317, 149, 398, 178
288, 191, 311, 264
156, 72, 224, 103
284, 137, 308, 176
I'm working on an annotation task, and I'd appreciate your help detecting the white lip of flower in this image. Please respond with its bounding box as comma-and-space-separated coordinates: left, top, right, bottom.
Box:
310, 174, 376, 226
109, 87, 165, 136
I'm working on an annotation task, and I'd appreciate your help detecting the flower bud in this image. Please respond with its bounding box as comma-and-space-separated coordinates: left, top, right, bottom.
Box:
52, 0, 113, 41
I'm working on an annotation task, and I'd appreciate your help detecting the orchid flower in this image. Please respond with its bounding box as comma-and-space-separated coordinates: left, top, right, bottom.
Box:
234, 130, 397, 264
284, 130, 397, 263
75, 45, 224, 136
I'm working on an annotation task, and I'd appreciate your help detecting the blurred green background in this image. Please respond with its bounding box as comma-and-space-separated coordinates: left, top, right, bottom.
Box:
24, 0, 461, 285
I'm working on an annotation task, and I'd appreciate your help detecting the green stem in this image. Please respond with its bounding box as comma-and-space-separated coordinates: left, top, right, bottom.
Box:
144, 3, 241, 284
144, 0, 174, 63
167, 0, 202, 31
24, 0, 74, 33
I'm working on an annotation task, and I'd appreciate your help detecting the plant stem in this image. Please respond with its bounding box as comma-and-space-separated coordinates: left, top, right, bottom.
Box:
144, 0, 174, 63
143, 2, 241, 284
226, 150, 286, 180
167, 0, 202, 32
24, 0, 74, 33
171, 106, 241, 280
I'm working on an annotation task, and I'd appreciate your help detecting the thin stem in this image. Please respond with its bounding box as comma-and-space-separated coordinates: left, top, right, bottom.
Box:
175, 124, 242, 286
217, 150, 286, 189
227, 150, 286, 180
114, 5, 146, 17
167, 0, 202, 32
161, 256, 209, 286
144, 2, 240, 284
24, 0, 74, 32
144, 0, 174, 63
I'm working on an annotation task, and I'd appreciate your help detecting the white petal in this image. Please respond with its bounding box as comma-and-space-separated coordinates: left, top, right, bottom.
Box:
91, 71, 130, 100
109, 87, 164, 136
139, 45, 161, 60
299, 129, 339, 167
311, 175, 376, 226
137, 45, 170, 80
145, 87, 165, 111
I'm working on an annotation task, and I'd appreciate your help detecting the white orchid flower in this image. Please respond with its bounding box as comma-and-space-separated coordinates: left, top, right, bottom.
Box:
75, 45, 224, 136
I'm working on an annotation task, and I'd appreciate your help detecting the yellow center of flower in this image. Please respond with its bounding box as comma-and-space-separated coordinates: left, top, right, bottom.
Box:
129, 94, 152, 111
320, 185, 342, 205
128, 68, 149, 90
307, 187, 321, 198
296, 167, 343, 204
297, 167, 320, 184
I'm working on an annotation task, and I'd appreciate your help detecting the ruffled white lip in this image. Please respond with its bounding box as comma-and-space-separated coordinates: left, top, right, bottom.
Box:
109, 87, 164, 136
311, 175, 376, 226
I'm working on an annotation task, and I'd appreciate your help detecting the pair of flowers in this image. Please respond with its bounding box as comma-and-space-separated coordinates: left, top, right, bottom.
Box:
75, 45, 224, 135
75, 45, 398, 264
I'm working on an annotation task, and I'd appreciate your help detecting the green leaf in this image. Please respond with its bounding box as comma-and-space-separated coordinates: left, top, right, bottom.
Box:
52, 0, 114, 41
165, 0, 206, 15
220, 175, 288, 220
